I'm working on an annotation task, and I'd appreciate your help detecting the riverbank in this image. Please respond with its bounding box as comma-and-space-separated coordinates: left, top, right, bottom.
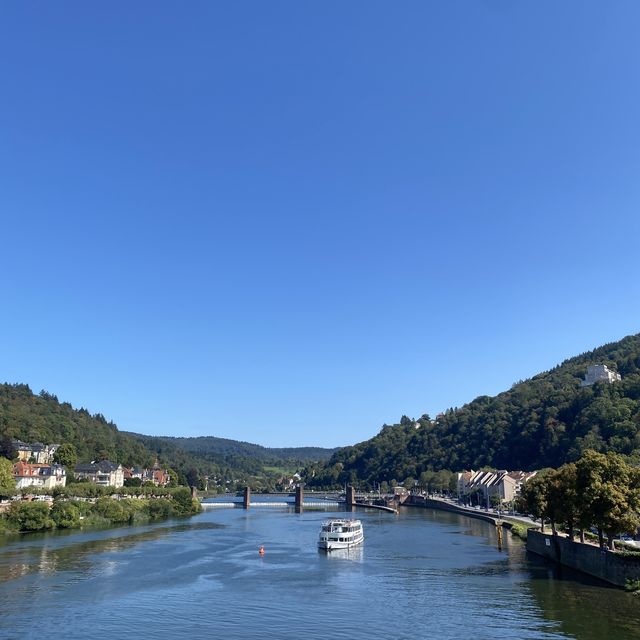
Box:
404, 494, 537, 530
404, 494, 640, 589
0, 488, 201, 534
527, 528, 640, 588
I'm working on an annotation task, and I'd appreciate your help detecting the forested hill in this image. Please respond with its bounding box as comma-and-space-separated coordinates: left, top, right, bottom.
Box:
0, 384, 155, 467
126, 434, 337, 467
0, 383, 335, 488
305, 333, 640, 489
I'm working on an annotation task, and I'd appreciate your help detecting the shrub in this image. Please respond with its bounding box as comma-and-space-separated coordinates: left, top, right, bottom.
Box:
146, 498, 173, 519
509, 523, 529, 541
93, 497, 130, 523
51, 500, 81, 529
7, 501, 54, 531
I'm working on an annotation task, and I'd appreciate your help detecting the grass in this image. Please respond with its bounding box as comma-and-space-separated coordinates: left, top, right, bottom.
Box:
507, 522, 529, 541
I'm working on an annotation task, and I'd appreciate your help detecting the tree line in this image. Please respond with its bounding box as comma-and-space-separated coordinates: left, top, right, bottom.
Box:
520, 450, 640, 550
0, 486, 201, 533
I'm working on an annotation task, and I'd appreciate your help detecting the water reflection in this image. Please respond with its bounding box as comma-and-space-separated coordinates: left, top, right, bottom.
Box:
0, 521, 223, 583
526, 553, 640, 640
1, 507, 639, 640
319, 545, 364, 563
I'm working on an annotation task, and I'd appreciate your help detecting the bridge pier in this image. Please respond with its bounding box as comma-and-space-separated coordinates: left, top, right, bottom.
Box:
243, 486, 251, 509
295, 484, 304, 513
346, 485, 356, 512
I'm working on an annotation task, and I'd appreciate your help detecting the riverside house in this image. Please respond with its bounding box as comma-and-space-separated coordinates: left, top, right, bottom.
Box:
74, 461, 125, 488
124, 462, 171, 487
13, 462, 67, 490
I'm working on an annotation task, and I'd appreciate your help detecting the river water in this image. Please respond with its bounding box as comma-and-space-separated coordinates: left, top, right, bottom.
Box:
0, 502, 638, 640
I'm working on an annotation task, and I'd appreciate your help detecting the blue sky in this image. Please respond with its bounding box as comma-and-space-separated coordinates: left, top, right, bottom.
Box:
1, 2, 639, 448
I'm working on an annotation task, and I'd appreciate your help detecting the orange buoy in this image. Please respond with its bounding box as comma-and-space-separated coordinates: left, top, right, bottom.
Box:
259, 546, 265, 556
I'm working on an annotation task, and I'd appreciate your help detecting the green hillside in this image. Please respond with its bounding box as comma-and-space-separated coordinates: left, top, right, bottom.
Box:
305, 333, 640, 489
0, 384, 155, 468
128, 434, 336, 467
0, 383, 334, 489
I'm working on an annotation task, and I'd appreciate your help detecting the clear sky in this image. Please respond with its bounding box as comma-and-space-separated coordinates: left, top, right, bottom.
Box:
1, 2, 639, 448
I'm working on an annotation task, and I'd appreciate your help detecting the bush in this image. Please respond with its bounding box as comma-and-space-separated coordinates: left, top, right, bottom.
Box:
508, 523, 529, 541
625, 578, 640, 593
93, 497, 131, 523
7, 501, 54, 531
51, 500, 81, 529
171, 487, 200, 516
146, 498, 173, 519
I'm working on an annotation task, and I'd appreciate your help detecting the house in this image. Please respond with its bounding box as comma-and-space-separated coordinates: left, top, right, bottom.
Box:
13, 441, 60, 464
456, 471, 474, 497
74, 461, 124, 488
13, 462, 66, 490
460, 469, 536, 505
581, 364, 621, 387
123, 462, 171, 486
149, 466, 170, 486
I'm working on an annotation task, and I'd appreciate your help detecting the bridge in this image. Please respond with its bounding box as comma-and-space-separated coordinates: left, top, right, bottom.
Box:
201, 498, 341, 509
200, 485, 398, 514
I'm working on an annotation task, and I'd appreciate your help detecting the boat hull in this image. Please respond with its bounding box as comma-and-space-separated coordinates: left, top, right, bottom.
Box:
318, 533, 364, 551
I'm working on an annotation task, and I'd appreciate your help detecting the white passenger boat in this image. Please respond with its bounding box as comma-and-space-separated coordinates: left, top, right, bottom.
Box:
318, 518, 364, 551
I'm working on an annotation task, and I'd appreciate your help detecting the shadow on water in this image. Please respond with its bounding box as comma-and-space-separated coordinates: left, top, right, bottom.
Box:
403, 506, 640, 640
0, 521, 223, 583
525, 552, 640, 640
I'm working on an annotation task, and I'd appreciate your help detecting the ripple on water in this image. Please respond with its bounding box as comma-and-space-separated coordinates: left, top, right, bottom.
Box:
0, 508, 638, 640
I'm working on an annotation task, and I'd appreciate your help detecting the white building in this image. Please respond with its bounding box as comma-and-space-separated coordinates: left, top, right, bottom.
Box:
13, 462, 66, 490
581, 364, 621, 387
74, 461, 124, 488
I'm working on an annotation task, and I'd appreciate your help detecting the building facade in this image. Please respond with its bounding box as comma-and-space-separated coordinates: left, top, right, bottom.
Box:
581, 364, 621, 387
13, 462, 66, 490
74, 461, 124, 488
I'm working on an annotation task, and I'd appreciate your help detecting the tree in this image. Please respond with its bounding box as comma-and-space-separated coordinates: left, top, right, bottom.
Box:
521, 471, 552, 531
0, 457, 15, 496
53, 443, 77, 469
546, 463, 579, 539
51, 500, 81, 528
0, 437, 16, 460
404, 476, 416, 492
171, 487, 199, 516
418, 471, 434, 494
575, 450, 640, 549
7, 501, 54, 531
186, 468, 200, 488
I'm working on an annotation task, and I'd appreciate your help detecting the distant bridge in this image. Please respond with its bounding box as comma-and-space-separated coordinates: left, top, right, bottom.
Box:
200, 488, 398, 514
201, 498, 341, 509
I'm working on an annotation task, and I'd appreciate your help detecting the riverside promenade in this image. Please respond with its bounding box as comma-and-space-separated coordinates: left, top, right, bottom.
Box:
404, 494, 539, 529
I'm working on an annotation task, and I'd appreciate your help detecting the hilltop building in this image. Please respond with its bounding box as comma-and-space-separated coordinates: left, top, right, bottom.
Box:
581, 364, 621, 387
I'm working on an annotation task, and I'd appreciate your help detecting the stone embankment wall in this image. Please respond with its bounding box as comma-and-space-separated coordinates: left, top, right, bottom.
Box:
527, 529, 640, 587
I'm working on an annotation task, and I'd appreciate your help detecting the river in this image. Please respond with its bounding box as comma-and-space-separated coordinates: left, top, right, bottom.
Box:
0, 502, 638, 639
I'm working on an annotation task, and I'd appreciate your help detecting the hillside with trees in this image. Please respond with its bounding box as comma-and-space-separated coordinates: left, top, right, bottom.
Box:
0, 384, 155, 468
0, 383, 333, 490
305, 333, 640, 489
129, 434, 336, 467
